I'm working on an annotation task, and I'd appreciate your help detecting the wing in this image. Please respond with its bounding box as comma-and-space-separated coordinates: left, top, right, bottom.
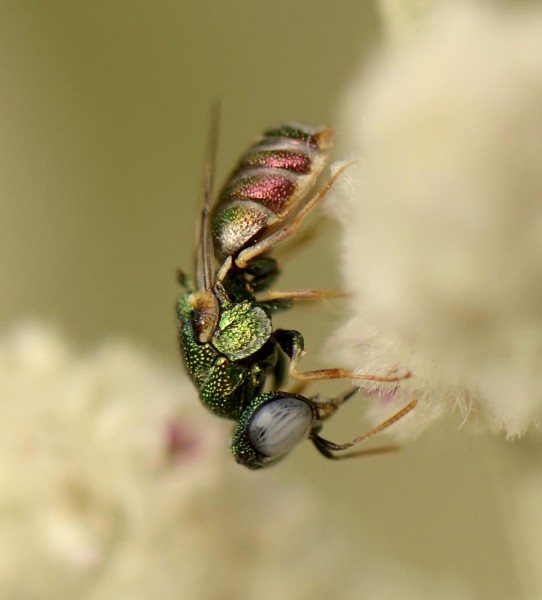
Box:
195, 102, 220, 292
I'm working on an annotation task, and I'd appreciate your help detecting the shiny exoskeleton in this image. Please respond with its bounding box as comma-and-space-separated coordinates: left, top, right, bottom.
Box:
212, 124, 332, 267
176, 110, 416, 469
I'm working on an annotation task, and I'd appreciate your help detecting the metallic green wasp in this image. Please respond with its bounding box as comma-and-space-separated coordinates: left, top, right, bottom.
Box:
177, 109, 415, 469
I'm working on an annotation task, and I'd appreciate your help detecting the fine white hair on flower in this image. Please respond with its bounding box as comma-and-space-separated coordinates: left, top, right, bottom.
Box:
0, 321, 329, 599
0, 321, 478, 599
330, 3, 542, 439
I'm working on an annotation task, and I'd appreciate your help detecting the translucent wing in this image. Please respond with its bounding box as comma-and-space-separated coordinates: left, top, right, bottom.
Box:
195, 102, 220, 292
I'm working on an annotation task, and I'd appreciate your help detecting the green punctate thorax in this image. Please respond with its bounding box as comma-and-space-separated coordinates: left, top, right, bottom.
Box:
176, 291, 273, 421
212, 300, 271, 361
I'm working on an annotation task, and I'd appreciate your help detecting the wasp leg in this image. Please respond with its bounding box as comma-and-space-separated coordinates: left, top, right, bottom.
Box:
312, 436, 399, 460
216, 256, 281, 294
256, 290, 347, 321
274, 329, 411, 384
271, 345, 288, 389
256, 299, 294, 314
235, 161, 354, 270
215, 217, 328, 287
257, 289, 347, 302
273, 216, 330, 262
215, 256, 234, 286
293, 366, 410, 384
244, 258, 281, 292
313, 386, 359, 412
310, 398, 417, 460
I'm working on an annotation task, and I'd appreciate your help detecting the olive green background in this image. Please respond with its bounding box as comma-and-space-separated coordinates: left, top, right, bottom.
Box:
0, 0, 379, 355
0, 2, 531, 598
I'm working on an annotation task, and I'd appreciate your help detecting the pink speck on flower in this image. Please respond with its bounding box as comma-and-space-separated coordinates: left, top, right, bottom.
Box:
166, 420, 202, 461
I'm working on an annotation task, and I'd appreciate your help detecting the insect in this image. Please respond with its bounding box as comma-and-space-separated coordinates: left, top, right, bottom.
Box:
176, 109, 416, 469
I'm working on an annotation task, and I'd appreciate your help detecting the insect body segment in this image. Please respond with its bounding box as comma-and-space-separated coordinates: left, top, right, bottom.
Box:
211, 124, 333, 264
177, 114, 415, 469
232, 392, 316, 469
177, 289, 274, 420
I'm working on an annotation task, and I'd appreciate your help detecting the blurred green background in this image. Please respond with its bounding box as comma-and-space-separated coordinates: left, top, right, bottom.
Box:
0, 0, 378, 357
0, 2, 531, 598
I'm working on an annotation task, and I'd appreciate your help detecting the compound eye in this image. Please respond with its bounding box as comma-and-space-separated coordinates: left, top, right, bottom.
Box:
248, 396, 314, 458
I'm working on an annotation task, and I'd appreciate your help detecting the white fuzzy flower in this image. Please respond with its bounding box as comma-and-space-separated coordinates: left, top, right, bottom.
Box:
331, 3, 542, 438
0, 322, 342, 599
376, 0, 440, 44
0, 321, 478, 599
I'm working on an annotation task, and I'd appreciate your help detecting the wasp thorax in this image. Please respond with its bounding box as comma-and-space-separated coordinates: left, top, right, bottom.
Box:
248, 396, 314, 458
212, 301, 272, 361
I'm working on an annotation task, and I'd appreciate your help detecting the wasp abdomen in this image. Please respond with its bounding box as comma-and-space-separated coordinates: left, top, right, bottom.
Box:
211, 124, 333, 261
